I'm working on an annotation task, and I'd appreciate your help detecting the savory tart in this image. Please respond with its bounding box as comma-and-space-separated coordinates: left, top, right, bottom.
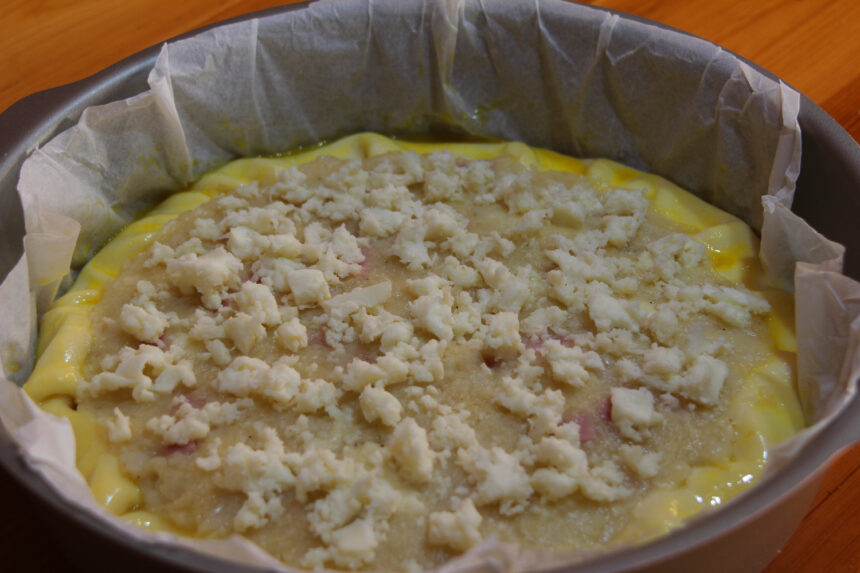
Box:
25, 133, 803, 571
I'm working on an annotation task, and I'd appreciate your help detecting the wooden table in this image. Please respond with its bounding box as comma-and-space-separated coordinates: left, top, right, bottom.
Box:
1, 1, 858, 571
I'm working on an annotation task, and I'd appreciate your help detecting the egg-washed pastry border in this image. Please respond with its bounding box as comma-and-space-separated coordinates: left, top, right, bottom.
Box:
21, 133, 804, 561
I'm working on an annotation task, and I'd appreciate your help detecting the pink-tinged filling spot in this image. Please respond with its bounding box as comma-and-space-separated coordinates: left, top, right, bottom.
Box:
597, 396, 612, 421
183, 392, 208, 410
657, 393, 682, 412
561, 397, 611, 444
162, 441, 198, 456
240, 273, 262, 285
308, 332, 329, 348
156, 333, 172, 349
532, 335, 575, 354
354, 347, 378, 364
574, 413, 596, 443
169, 393, 208, 414
480, 348, 506, 370
356, 247, 372, 279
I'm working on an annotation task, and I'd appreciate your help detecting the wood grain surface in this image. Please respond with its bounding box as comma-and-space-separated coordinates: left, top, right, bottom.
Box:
1, 1, 858, 572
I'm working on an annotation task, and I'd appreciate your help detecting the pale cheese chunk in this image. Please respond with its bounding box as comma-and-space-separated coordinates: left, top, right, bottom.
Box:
457, 445, 532, 514
105, 407, 133, 443
427, 499, 483, 553
390, 418, 434, 484
485, 312, 523, 355
679, 355, 729, 406
119, 301, 168, 343
276, 317, 309, 352
287, 268, 331, 306
359, 386, 403, 427
165, 247, 243, 309
610, 387, 663, 442
544, 339, 604, 388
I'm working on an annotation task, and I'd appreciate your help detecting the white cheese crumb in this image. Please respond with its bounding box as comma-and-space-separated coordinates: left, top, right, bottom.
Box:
236, 282, 281, 326
422, 204, 463, 240
196, 438, 223, 471
580, 460, 633, 502
390, 418, 434, 483
680, 355, 729, 405
329, 225, 364, 263
223, 312, 265, 355
484, 312, 523, 356
429, 412, 478, 452
393, 224, 432, 270
325, 518, 378, 569
507, 209, 551, 238
530, 437, 589, 500
276, 317, 309, 352
409, 294, 455, 341
119, 301, 169, 343
227, 226, 267, 261
166, 247, 243, 309
587, 287, 638, 332
493, 375, 565, 439
191, 217, 221, 240
359, 310, 414, 350
359, 206, 407, 237
286, 268, 331, 306
205, 339, 232, 367
105, 407, 132, 443
702, 285, 771, 327
360, 386, 403, 427
649, 307, 679, 343
295, 378, 342, 415
234, 491, 284, 532
146, 398, 252, 445
82, 345, 196, 403
619, 445, 661, 479
610, 387, 663, 441
323, 282, 392, 314
427, 498, 483, 552
642, 346, 684, 376
457, 445, 532, 514
521, 305, 568, 336
342, 352, 410, 392
290, 449, 359, 503
216, 356, 302, 406
441, 256, 480, 289
544, 340, 604, 388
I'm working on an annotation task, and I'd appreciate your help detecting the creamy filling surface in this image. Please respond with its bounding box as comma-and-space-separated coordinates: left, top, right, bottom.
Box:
25, 134, 804, 571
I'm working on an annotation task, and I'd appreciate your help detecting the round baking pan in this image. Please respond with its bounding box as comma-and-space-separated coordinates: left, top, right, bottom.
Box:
1, 3, 858, 572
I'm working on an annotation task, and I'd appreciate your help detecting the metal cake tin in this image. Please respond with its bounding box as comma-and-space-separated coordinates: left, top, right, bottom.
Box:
0, 3, 858, 572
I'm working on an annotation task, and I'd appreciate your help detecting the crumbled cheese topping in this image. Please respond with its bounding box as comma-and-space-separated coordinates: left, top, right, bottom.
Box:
390, 418, 435, 484
427, 498, 483, 552
105, 407, 132, 443
80, 344, 196, 402
457, 445, 532, 514
610, 387, 663, 441
80, 149, 771, 570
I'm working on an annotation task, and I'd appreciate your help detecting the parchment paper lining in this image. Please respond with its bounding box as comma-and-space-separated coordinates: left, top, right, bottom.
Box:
1, 0, 858, 571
